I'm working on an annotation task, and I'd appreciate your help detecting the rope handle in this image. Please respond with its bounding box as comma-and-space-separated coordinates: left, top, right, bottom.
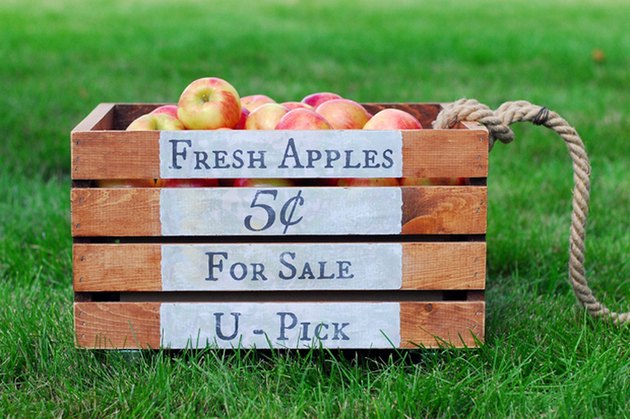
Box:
433, 99, 629, 325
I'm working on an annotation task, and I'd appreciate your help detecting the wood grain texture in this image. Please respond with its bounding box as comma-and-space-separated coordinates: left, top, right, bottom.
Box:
402, 186, 487, 234
72, 131, 160, 179
71, 188, 161, 236
74, 301, 484, 349
401, 130, 487, 178
71, 186, 486, 237
402, 242, 485, 290
73, 244, 162, 291
73, 242, 485, 291
400, 301, 484, 348
71, 103, 487, 179
75, 302, 161, 349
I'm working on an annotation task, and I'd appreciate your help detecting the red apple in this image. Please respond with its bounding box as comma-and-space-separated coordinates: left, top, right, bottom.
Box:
177, 77, 241, 130
241, 94, 275, 112
150, 105, 178, 118
301, 92, 342, 108
156, 178, 219, 187
236, 107, 250, 129
126, 113, 185, 130
315, 99, 371, 129
363, 109, 423, 130
336, 178, 399, 187
97, 179, 156, 188
245, 103, 289, 130
275, 109, 332, 130
233, 178, 295, 187
282, 101, 313, 111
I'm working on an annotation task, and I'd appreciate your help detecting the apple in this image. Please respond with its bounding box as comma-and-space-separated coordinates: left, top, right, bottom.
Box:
336, 178, 399, 187
156, 178, 219, 187
241, 94, 275, 112
400, 177, 466, 186
281, 101, 313, 111
236, 107, 250, 129
302, 92, 342, 108
97, 179, 156, 188
315, 99, 371, 129
126, 113, 185, 131
245, 103, 289, 130
275, 109, 332, 130
177, 77, 241, 130
150, 105, 179, 118
363, 109, 423, 130
233, 178, 295, 187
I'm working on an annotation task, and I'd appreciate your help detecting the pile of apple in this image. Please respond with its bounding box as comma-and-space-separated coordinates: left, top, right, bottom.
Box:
111, 77, 462, 188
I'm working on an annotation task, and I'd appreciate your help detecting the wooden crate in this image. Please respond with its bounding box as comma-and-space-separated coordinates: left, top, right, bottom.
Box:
72, 103, 488, 349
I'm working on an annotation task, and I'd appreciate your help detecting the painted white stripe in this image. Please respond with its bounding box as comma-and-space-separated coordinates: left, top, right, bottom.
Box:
160, 302, 401, 349
159, 130, 403, 178
160, 187, 402, 236
161, 243, 403, 291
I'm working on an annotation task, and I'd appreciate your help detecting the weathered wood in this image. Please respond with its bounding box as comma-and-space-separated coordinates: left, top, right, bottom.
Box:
75, 302, 161, 349
71, 102, 488, 351
73, 242, 485, 292
402, 242, 485, 290
401, 186, 487, 234
73, 244, 163, 291
74, 301, 483, 349
400, 301, 484, 348
71, 188, 161, 237
72, 131, 160, 179
71, 103, 488, 180
71, 186, 486, 237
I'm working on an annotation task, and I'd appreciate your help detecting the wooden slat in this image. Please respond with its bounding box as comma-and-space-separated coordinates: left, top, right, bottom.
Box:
73, 242, 485, 292
400, 301, 484, 348
71, 102, 488, 180
71, 188, 161, 236
74, 301, 483, 349
71, 186, 486, 237
75, 302, 161, 349
71, 130, 486, 179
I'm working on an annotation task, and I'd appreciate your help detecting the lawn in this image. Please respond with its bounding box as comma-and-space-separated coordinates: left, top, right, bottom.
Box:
1, 0, 629, 416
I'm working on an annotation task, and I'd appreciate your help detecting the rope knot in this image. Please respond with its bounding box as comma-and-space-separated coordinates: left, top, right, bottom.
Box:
432, 98, 514, 149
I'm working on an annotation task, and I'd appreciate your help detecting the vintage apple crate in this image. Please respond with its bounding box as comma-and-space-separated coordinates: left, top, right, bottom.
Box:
71, 102, 488, 349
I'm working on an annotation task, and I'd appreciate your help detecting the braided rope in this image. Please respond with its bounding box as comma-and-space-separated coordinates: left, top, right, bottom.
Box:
434, 99, 629, 325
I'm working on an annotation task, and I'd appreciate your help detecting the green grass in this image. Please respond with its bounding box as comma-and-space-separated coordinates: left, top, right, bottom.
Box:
1, 0, 629, 416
